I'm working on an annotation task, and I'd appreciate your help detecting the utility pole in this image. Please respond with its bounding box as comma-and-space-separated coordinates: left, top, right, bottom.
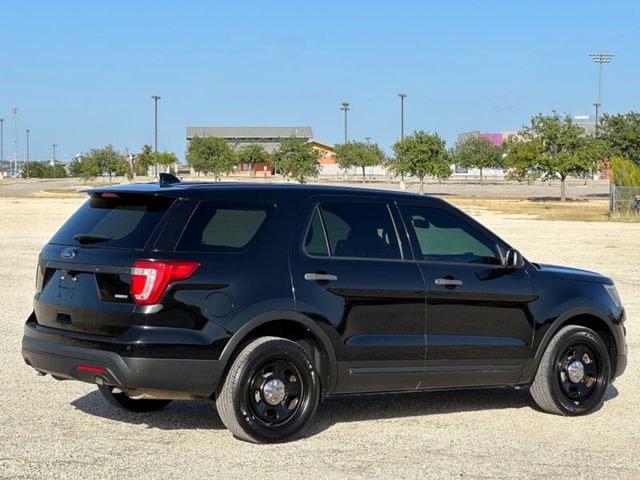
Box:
398, 93, 407, 190
340, 102, 350, 143
589, 53, 614, 135
151, 95, 161, 177
365, 136, 371, 145
25, 129, 30, 162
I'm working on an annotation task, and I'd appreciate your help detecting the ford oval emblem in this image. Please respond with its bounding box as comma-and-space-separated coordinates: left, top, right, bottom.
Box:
61, 248, 76, 260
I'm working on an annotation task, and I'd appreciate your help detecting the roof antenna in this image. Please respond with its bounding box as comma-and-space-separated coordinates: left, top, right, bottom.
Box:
159, 172, 181, 187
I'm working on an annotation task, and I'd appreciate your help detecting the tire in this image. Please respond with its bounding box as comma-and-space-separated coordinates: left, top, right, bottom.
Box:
216, 337, 320, 443
530, 325, 611, 416
97, 385, 172, 412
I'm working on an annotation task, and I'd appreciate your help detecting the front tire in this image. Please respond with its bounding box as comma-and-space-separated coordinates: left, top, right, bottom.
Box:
216, 337, 320, 443
530, 325, 611, 415
98, 385, 172, 412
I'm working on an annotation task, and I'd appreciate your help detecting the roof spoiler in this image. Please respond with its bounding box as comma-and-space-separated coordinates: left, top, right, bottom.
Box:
159, 173, 181, 187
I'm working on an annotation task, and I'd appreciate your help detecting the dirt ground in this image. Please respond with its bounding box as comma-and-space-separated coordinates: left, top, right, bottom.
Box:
0, 196, 638, 480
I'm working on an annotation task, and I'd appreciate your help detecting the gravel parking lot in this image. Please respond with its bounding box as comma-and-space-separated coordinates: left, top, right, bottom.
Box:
1, 196, 638, 479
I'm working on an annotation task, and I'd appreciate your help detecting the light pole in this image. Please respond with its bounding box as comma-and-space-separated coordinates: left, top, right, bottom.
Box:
151, 95, 161, 177
340, 102, 350, 143
365, 136, 371, 145
51, 144, 58, 178
25, 129, 30, 162
0, 118, 4, 175
12, 108, 18, 176
589, 53, 614, 134
398, 93, 407, 190
398, 93, 407, 140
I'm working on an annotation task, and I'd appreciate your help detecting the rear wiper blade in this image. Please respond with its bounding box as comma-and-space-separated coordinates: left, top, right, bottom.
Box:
73, 233, 113, 245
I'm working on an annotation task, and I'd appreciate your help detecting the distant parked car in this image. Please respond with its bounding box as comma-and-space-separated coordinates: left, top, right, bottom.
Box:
22, 175, 627, 443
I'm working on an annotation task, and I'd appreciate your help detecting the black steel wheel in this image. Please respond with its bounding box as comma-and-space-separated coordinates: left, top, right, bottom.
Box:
98, 385, 172, 412
530, 325, 611, 415
216, 337, 320, 443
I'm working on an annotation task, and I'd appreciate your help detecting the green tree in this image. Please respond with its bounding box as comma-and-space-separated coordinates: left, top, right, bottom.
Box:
157, 151, 179, 173
135, 144, 154, 176
334, 141, 386, 182
186, 136, 235, 180
271, 137, 321, 183
611, 156, 640, 187
237, 144, 268, 176
504, 112, 602, 201
390, 130, 451, 194
452, 136, 503, 184
601, 112, 640, 167
68, 158, 83, 177
21, 161, 46, 178
76, 145, 130, 182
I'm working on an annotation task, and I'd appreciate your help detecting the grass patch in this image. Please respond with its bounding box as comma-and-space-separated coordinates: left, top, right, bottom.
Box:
446, 197, 640, 223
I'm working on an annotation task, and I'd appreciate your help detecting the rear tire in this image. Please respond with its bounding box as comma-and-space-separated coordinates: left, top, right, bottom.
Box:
216, 337, 320, 443
98, 385, 172, 412
530, 325, 611, 415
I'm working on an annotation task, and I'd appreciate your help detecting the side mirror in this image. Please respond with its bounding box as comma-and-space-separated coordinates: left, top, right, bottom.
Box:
504, 249, 525, 270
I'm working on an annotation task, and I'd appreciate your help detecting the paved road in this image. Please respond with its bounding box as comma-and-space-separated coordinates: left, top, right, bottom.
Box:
0, 177, 610, 199
0, 179, 79, 195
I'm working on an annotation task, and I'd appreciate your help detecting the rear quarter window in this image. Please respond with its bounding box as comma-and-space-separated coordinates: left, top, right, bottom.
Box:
176, 202, 272, 253
49, 193, 174, 249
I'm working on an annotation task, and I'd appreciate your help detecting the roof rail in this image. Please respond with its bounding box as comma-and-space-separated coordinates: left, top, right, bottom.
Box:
159, 173, 181, 187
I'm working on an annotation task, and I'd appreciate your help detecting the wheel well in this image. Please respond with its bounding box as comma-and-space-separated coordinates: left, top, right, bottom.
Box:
561, 314, 618, 373
216, 320, 332, 398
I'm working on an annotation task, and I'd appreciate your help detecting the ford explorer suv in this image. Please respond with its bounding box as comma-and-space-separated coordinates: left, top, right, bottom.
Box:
22, 175, 627, 443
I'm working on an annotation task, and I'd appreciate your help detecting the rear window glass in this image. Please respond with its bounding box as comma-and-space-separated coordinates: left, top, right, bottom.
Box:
177, 202, 271, 252
49, 193, 174, 249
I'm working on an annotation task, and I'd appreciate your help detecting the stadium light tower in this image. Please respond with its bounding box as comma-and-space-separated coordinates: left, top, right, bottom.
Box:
340, 102, 350, 143
589, 53, 615, 133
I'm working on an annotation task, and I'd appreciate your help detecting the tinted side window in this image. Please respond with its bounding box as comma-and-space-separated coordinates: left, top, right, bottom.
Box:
320, 202, 400, 260
400, 205, 500, 264
304, 207, 329, 257
177, 202, 270, 252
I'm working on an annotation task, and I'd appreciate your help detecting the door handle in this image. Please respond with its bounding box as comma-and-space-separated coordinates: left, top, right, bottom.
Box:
304, 273, 338, 282
435, 278, 463, 287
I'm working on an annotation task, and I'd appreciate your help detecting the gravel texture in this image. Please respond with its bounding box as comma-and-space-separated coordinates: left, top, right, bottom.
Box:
0, 197, 638, 480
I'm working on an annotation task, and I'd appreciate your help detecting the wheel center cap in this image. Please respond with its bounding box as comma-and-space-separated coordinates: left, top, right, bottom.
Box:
567, 360, 585, 383
262, 378, 286, 405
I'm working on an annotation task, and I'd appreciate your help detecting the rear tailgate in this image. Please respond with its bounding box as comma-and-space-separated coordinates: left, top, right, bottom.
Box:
34, 192, 177, 337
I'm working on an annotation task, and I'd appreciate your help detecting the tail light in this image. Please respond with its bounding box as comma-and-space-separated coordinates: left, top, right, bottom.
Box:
131, 261, 200, 305
35, 253, 44, 293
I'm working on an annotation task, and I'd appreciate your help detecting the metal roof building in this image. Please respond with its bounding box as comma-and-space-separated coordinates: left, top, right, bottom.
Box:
186, 126, 314, 153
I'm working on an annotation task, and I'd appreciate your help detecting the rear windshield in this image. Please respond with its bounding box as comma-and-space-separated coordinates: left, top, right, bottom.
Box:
50, 193, 174, 249
176, 201, 272, 253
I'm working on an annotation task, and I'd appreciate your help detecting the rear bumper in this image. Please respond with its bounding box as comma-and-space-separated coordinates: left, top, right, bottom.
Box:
22, 323, 224, 397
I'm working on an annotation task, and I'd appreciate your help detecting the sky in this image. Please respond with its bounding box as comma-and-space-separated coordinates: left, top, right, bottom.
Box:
1, 0, 639, 162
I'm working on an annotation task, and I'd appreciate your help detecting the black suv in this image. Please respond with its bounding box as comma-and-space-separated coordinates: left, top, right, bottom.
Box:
22, 177, 627, 443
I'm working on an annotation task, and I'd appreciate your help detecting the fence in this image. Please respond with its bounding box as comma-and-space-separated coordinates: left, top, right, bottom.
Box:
610, 184, 640, 212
